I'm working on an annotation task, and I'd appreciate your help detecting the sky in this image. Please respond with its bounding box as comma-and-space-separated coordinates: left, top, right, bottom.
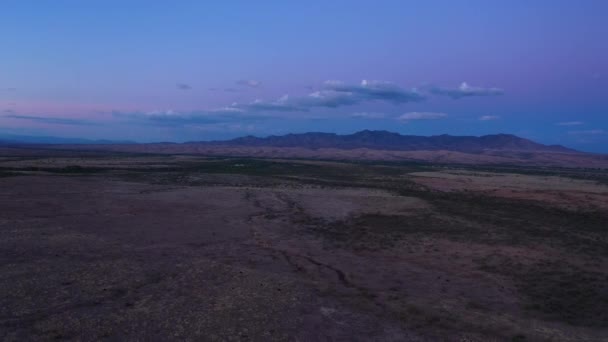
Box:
1, 1, 607, 152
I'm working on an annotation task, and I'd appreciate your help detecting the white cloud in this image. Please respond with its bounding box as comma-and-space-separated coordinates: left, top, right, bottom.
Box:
479, 115, 500, 121
228, 80, 423, 113
324, 80, 424, 104
556, 121, 584, 126
112, 78, 508, 130
231, 96, 301, 112
398, 112, 447, 122
431, 82, 503, 99
296, 90, 359, 108
351, 112, 386, 119
112, 106, 270, 127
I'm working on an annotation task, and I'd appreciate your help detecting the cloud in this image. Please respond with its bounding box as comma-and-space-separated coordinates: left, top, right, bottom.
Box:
398, 112, 447, 122
430, 82, 503, 99
295, 90, 360, 108
139, 83, 381, 125
2, 87, 16, 91
207, 80, 423, 117
208, 87, 241, 92
3, 114, 96, 126
229, 80, 423, 114
556, 121, 584, 126
324, 80, 424, 104
232, 96, 301, 112
113, 108, 270, 127
568, 129, 605, 136
230, 90, 359, 113
176, 83, 192, 90
479, 115, 500, 121
237, 80, 261, 88
351, 112, 386, 119
114, 79, 432, 128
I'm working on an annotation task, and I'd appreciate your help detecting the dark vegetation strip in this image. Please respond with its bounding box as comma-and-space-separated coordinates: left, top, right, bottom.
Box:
477, 255, 608, 327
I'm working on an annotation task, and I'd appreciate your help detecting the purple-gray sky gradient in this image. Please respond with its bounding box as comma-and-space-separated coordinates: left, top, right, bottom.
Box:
1, 1, 607, 151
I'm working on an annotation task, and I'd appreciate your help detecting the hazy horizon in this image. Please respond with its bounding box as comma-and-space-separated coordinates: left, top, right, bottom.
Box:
1, 1, 607, 152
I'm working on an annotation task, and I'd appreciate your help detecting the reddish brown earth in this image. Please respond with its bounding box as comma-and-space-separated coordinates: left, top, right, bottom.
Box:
1, 151, 608, 341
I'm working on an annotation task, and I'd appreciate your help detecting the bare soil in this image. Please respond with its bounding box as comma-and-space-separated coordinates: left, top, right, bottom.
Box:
1, 150, 607, 341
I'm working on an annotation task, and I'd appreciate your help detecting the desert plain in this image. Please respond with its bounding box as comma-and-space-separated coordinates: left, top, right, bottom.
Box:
1, 148, 607, 341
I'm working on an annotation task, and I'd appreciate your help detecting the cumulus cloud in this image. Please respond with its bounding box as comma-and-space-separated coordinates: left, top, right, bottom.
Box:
206, 80, 423, 117
236, 92, 355, 113
232, 96, 301, 112
556, 121, 584, 126
398, 112, 447, 122
479, 115, 500, 121
351, 112, 386, 119
431, 82, 503, 99
114, 79, 432, 128
176, 83, 192, 90
228, 80, 423, 114
324, 80, 424, 104
3, 114, 96, 126
294, 90, 360, 108
237, 80, 261, 88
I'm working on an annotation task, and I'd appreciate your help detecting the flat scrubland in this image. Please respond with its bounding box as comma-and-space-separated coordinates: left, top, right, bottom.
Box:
41, 143, 608, 168
1, 150, 607, 341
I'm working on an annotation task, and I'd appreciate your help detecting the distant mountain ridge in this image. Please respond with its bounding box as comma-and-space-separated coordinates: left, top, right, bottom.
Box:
195, 130, 576, 153
7, 130, 604, 168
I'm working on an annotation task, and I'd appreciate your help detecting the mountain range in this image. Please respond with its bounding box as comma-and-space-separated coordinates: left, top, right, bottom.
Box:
4, 130, 607, 168
197, 130, 575, 153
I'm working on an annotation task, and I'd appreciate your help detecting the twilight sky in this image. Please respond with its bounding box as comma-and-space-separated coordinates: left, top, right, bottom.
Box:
1, 1, 607, 151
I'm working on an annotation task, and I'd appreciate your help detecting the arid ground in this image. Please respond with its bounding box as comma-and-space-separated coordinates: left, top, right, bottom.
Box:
1, 149, 607, 341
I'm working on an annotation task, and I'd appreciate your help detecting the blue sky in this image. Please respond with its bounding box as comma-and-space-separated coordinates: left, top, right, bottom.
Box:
1, 1, 607, 151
